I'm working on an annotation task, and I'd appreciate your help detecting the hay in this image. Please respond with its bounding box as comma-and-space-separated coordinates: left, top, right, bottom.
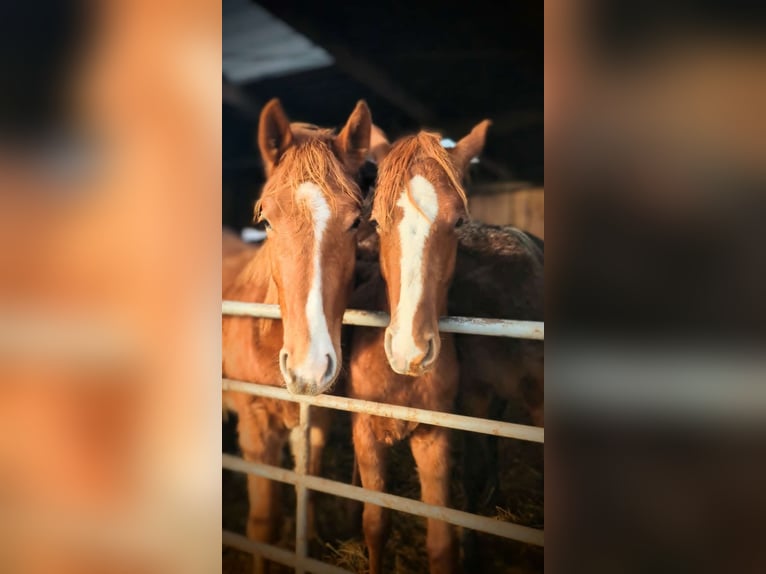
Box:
323, 539, 368, 573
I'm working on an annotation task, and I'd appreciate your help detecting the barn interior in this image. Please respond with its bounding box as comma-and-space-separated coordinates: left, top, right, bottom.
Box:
223, 0, 543, 238
222, 1, 543, 572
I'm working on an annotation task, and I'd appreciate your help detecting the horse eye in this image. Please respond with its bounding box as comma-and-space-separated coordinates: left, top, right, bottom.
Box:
255, 211, 271, 229
370, 219, 379, 230
256, 205, 271, 229
455, 217, 465, 228
350, 217, 361, 231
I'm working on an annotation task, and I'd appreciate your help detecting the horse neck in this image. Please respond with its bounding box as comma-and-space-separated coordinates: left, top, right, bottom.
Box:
228, 239, 279, 304
225, 239, 283, 346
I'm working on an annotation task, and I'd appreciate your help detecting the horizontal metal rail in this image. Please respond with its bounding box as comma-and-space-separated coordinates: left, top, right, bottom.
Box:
222, 530, 351, 574
222, 301, 545, 570
223, 378, 544, 443
223, 454, 544, 547
222, 301, 544, 340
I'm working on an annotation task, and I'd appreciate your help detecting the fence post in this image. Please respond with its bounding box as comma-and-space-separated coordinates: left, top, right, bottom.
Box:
294, 402, 311, 574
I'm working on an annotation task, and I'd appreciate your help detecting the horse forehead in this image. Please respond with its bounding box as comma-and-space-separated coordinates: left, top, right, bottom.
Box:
296, 181, 329, 209
406, 153, 449, 182
293, 181, 355, 226
397, 174, 439, 222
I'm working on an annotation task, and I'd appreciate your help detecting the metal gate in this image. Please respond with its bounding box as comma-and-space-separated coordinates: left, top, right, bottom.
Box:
222, 301, 544, 574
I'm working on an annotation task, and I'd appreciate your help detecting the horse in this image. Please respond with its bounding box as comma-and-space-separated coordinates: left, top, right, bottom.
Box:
347, 122, 490, 574
222, 98, 371, 573
447, 220, 544, 571
351, 122, 544, 573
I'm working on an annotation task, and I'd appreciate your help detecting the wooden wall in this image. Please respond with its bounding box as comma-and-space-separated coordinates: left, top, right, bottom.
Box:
468, 185, 544, 239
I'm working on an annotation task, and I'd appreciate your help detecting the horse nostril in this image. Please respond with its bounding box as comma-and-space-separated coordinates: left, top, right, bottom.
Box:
422, 337, 436, 365
324, 353, 335, 381
279, 350, 289, 374
384, 329, 394, 358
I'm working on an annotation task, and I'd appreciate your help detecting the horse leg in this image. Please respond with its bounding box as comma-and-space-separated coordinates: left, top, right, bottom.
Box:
238, 405, 286, 574
522, 374, 544, 427
289, 406, 331, 542
338, 450, 363, 540
521, 342, 544, 427
352, 413, 389, 574
459, 385, 496, 572
410, 425, 458, 574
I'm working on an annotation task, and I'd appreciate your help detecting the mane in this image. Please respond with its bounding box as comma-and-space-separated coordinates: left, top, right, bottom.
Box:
375, 131, 468, 224
255, 129, 362, 220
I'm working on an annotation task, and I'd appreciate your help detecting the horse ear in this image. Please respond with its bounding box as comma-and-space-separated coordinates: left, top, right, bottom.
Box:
450, 119, 492, 175
258, 98, 293, 177
335, 100, 372, 172
369, 123, 391, 164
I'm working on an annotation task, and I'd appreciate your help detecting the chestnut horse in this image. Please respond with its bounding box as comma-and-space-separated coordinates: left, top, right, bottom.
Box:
222, 98, 371, 573
362, 124, 544, 427
352, 122, 544, 572
348, 124, 490, 574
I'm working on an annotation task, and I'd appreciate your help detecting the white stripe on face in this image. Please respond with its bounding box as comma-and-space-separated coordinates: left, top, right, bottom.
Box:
389, 175, 438, 367
293, 182, 336, 383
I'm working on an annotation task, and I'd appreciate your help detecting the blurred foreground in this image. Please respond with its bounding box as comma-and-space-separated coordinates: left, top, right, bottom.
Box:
547, 1, 766, 573
0, 2, 221, 573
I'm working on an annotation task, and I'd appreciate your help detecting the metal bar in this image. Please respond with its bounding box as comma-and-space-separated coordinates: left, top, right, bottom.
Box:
222, 298, 546, 568
222, 530, 352, 574
223, 378, 544, 444
294, 402, 310, 574
222, 301, 544, 340
223, 454, 544, 547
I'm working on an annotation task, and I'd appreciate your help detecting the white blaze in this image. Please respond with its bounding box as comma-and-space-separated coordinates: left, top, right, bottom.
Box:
294, 182, 336, 381
390, 175, 438, 363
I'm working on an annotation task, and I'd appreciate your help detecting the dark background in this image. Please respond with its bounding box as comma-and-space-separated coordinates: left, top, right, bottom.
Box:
223, 0, 543, 231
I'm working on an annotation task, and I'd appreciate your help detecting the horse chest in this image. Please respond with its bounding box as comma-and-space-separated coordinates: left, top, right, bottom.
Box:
357, 368, 454, 445
369, 415, 418, 445
222, 316, 283, 385
350, 329, 459, 444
